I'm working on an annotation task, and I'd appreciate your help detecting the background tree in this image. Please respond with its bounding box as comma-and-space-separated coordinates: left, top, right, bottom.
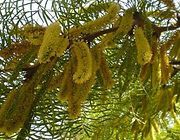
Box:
0, 0, 179, 139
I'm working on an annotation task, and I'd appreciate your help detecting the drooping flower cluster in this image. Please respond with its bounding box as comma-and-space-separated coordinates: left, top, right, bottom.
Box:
69, 3, 120, 38
0, 1, 178, 137
55, 41, 114, 118
38, 22, 69, 63
115, 8, 134, 36
21, 24, 45, 45
72, 41, 93, 84
0, 83, 35, 136
135, 27, 152, 65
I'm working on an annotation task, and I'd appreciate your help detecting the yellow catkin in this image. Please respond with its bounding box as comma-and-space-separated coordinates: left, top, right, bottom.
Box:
155, 88, 164, 112
160, 47, 172, 84
151, 49, 161, 91
67, 53, 97, 119
98, 53, 114, 89
59, 78, 73, 102
0, 90, 17, 131
97, 32, 116, 49
74, 56, 96, 100
68, 77, 96, 119
14, 85, 34, 136
38, 22, 69, 63
67, 88, 82, 119
3, 89, 34, 136
21, 24, 45, 45
90, 47, 102, 71
85, 16, 121, 50
56, 36, 69, 57
58, 60, 74, 101
47, 73, 63, 91
115, 8, 134, 36
68, 3, 120, 38
135, 27, 152, 65
67, 98, 81, 119
0, 83, 35, 136
151, 36, 161, 91
155, 87, 174, 117
38, 22, 61, 63
140, 63, 151, 82
72, 41, 93, 84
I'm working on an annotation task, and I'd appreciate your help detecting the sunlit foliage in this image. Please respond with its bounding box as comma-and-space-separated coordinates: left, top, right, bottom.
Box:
0, 0, 179, 139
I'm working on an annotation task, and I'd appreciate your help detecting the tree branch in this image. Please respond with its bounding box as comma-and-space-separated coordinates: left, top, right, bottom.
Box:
83, 12, 180, 42
1, 12, 179, 75
83, 27, 118, 42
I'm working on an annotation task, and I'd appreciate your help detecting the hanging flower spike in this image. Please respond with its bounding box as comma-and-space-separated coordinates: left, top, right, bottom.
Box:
115, 8, 134, 36
160, 47, 172, 84
135, 27, 152, 65
68, 3, 120, 38
72, 41, 93, 84
38, 22, 61, 63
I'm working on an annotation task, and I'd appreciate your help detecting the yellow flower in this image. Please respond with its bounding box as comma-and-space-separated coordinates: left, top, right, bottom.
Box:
56, 36, 69, 57
58, 60, 73, 102
21, 24, 45, 45
151, 40, 161, 91
160, 47, 172, 84
69, 3, 120, 38
38, 22, 69, 63
72, 41, 93, 84
98, 53, 114, 89
0, 83, 35, 136
116, 8, 134, 36
135, 27, 152, 65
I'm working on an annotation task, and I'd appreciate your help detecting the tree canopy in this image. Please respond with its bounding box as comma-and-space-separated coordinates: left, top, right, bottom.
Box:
0, 0, 179, 139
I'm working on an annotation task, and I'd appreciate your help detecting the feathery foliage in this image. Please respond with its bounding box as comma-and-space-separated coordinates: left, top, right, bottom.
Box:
0, 0, 180, 139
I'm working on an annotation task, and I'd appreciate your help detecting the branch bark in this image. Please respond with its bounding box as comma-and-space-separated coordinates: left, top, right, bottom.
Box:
83, 12, 180, 42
